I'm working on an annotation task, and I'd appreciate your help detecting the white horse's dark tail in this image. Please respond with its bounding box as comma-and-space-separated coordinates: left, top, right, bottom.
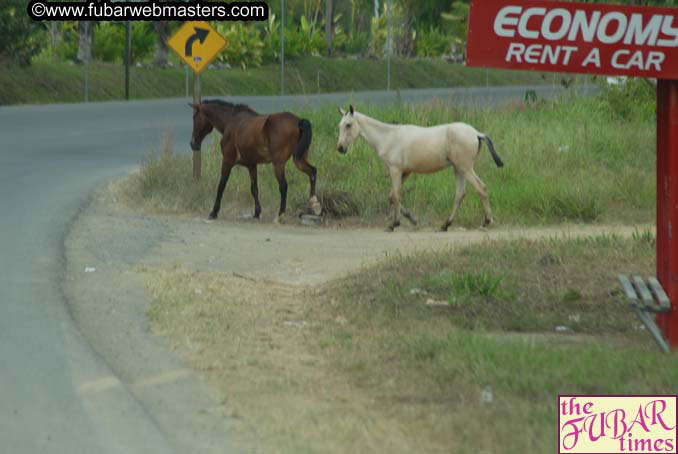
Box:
478, 134, 504, 168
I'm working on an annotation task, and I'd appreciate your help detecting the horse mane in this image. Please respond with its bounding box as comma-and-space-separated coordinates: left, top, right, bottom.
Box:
202, 99, 258, 115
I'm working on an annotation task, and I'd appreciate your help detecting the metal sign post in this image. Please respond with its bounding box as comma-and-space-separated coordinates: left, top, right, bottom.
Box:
124, 21, 131, 100
84, 21, 89, 103
467, 0, 678, 350
167, 21, 227, 181
192, 72, 202, 180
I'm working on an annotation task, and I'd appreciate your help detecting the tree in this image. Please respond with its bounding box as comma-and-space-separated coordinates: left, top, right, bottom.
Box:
398, 0, 416, 56
325, 0, 333, 55
153, 21, 171, 66
0, 0, 43, 65
44, 22, 62, 61
77, 21, 93, 63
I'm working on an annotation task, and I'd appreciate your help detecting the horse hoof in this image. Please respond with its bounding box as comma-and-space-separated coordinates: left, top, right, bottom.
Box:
482, 219, 494, 228
440, 225, 449, 232
309, 196, 322, 216
384, 226, 394, 232
208, 212, 218, 220
274, 214, 286, 225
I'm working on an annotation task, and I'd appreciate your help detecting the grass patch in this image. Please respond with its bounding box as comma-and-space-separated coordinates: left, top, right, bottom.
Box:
121, 94, 655, 227
143, 233, 673, 454
0, 57, 556, 105
308, 233, 671, 453
328, 233, 655, 334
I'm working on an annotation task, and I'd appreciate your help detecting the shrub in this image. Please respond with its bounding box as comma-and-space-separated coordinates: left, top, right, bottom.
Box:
87, 22, 155, 63
53, 22, 79, 62
262, 14, 326, 63
284, 16, 325, 58
597, 78, 656, 121
340, 31, 369, 56
215, 23, 264, 68
416, 26, 449, 58
262, 14, 281, 62
92, 22, 124, 62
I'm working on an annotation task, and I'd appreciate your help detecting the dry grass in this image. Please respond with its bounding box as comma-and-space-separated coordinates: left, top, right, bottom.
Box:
144, 268, 434, 454
142, 233, 678, 454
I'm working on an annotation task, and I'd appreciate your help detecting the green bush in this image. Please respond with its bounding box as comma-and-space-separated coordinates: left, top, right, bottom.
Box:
285, 16, 325, 58
339, 31, 369, 55
329, 25, 348, 54
93, 22, 123, 62
262, 15, 325, 62
597, 78, 656, 121
131, 22, 156, 63
262, 14, 281, 63
416, 26, 449, 58
53, 22, 79, 62
216, 23, 264, 69
52, 21, 155, 63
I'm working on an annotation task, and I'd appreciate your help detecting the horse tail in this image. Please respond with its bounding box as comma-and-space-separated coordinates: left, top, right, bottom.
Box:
295, 119, 313, 162
478, 134, 504, 168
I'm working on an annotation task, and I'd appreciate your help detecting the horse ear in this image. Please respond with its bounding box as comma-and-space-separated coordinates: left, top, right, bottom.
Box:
188, 103, 199, 110
337, 106, 346, 116
349, 105, 354, 115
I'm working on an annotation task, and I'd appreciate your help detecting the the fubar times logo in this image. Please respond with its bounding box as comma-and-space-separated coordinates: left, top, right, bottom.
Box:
559, 395, 677, 453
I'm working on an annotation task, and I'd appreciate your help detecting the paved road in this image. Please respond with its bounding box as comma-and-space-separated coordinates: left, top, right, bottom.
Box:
0, 84, 594, 453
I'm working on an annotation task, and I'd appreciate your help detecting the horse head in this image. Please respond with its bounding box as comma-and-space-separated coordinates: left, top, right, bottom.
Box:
336, 105, 359, 154
188, 103, 214, 152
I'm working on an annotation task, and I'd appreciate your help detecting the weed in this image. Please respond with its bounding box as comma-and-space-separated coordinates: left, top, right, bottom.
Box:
452, 272, 503, 298
632, 228, 656, 247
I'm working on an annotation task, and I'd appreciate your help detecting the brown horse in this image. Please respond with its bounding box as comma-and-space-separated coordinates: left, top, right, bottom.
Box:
189, 100, 320, 221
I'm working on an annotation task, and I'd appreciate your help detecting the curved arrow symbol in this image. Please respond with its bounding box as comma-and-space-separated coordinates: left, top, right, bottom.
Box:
185, 27, 209, 57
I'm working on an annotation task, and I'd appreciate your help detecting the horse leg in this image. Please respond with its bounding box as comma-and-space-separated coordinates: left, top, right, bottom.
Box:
247, 164, 262, 219
441, 171, 466, 231
399, 172, 417, 226
385, 167, 403, 232
293, 158, 321, 215
293, 158, 317, 198
209, 158, 234, 220
467, 170, 493, 227
273, 161, 288, 219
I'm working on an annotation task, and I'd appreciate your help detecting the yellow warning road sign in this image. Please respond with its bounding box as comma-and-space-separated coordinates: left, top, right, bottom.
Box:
167, 21, 227, 74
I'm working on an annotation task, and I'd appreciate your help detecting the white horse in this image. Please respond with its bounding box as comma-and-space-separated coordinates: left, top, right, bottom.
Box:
336, 105, 504, 232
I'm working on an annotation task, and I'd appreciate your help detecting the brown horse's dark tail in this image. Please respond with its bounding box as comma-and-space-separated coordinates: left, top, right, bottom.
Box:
295, 119, 313, 162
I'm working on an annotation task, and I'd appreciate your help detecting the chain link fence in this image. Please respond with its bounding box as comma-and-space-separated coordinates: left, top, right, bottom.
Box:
16, 0, 573, 105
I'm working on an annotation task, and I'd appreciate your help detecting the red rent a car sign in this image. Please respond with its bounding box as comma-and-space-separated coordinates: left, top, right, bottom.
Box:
467, 0, 678, 352
467, 0, 678, 79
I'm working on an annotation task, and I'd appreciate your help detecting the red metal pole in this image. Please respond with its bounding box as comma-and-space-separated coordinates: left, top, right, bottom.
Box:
656, 79, 678, 350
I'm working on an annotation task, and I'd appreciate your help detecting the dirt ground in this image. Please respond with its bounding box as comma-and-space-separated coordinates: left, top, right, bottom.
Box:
64, 178, 653, 454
